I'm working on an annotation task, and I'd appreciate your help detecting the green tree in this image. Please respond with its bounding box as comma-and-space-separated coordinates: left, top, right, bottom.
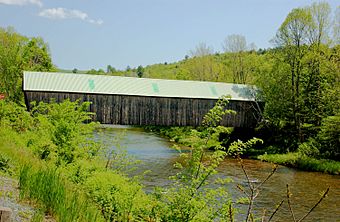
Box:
187, 42, 223, 81
0, 27, 54, 102
0, 27, 25, 102
273, 7, 313, 142
333, 6, 340, 44
317, 113, 340, 159
22, 37, 54, 72
136, 65, 144, 78
106, 65, 116, 74
223, 34, 248, 84
256, 3, 339, 151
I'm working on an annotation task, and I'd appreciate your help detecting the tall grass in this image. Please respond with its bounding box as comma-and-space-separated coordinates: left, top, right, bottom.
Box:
0, 126, 103, 221
258, 153, 340, 175
19, 164, 103, 222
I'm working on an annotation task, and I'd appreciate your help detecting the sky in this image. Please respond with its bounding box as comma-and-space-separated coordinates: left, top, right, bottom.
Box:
0, 0, 339, 71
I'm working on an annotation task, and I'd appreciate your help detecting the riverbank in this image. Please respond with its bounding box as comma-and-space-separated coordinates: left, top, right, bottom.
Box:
0, 175, 51, 222
143, 126, 340, 175
258, 153, 340, 175
98, 125, 340, 221
2, 100, 338, 221
0, 100, 239, 221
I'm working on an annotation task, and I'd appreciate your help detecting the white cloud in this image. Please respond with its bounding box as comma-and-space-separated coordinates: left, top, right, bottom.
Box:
38, 7, 103, 25
0, 0, 42, 7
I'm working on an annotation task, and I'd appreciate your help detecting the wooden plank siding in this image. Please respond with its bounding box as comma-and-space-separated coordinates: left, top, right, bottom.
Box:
24, 91, 260, 127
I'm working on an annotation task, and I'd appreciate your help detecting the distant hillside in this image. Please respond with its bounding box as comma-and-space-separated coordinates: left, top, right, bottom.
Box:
61, 50, 270, 85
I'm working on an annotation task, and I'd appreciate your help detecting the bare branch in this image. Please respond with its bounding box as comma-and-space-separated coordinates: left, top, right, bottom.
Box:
256, 165, 278, 190
297, 187, 330, 222
239, 158, 255, 222
239, 158, 253, 190
229, 202, 234, 222
267, 200, 284, 222
236, 184, 250, 197
261, 209, 267, 222
286, 184, 297, 222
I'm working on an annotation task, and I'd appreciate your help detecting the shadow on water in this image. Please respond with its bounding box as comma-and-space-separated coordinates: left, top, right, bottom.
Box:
96, 125, 340, 221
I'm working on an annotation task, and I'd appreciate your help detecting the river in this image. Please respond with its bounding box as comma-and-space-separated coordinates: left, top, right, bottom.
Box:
95, 125, 340, 222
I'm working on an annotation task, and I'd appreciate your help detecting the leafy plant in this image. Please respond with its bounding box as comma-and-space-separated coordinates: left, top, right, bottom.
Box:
84, 170, 151, 221
30, 99, 100, 165
0, 153, 11, 174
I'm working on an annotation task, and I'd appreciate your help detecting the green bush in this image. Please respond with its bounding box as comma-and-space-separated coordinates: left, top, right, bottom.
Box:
0, 153, 11, 174
84, 171, 152, 221
297, 138, 320, 158
0, 100, 33, 132
30, 99, 100, 165
317, 114, 340, 160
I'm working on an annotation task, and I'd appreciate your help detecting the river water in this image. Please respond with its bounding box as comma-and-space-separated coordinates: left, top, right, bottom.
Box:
96, 125, 340, 222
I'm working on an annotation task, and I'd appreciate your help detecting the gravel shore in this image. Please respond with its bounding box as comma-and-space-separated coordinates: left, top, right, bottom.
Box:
0, 176, 36, 221
0, 175, 55, 222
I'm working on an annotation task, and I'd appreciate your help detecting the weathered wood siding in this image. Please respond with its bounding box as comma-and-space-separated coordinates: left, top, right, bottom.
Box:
24, 91, 260, 127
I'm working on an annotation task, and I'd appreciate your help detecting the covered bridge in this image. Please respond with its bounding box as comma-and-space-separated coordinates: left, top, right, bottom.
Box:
23, 71, 262, 127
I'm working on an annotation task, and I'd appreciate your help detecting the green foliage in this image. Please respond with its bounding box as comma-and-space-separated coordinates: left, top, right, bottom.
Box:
99, 129, 141, 174
136, 65, 144, 78
29, 99, 99, 165
19, 164, 103, 221
153, 183, 233, 222
297, 138, 320, 158
202, 95, 236, 128
259, 153, 340, 174
0, 100, 156, 221
0, 153, 11, 174
84, 171, 151, 221
0, 100, 33, 132
22, 37, 54, 72
228, 138, 263, 157
87, 68, 105, 75
144, 126, 194, 144
149, 96, 260, 221
317, 114, 340, 159
0, 27, 55, 102
256, 2, 339, 151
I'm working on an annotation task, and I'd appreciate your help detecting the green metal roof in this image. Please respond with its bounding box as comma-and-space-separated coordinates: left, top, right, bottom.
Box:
23, 71, 257, 101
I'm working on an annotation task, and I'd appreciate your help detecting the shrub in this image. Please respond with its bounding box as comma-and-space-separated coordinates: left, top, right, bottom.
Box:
297, 138, 320, 158
30, 99, 100, 165
84, 171, 152, 221
0, 100, 33, 132
0, 153, 11, 174
317, 114, 340, 160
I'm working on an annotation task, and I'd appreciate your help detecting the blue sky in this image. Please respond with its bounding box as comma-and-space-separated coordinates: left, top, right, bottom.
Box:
0, 0, 339, 71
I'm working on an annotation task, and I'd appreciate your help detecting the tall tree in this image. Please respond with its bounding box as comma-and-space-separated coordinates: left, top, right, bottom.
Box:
22, 37, 54, 72
187, 42, 219, 81
0, 27, 25, 102
303, 2, 332, 126
222, 34, 252, 84
273, 7, 313, 142
137, 65, 144, 78
0, 27, 54, 102
189, 42, 214, 57
106, 65, 116, 74
333, 6, 340, 45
